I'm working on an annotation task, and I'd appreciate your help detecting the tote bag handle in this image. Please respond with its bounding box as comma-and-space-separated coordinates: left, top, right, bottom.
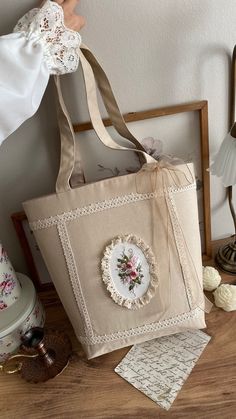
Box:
55, 46, 156, 193
80, 44, 147, 149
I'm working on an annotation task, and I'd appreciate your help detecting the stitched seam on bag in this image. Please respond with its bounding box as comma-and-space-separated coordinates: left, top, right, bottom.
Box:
78, 307, 202, 345
165, 192, 193, 308
30, 185, 196, 231
57, 222, 94, 338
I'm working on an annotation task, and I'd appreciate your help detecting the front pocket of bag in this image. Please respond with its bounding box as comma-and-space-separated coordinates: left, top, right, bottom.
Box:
66, 199, 192, 337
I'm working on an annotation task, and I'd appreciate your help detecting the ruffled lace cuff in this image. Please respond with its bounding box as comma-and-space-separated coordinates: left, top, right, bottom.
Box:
13, 0, 81, 75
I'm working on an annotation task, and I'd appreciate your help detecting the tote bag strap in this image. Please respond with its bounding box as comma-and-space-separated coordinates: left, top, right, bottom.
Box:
79, 51, 155, 159
54, 76, 85, 192
55, 48, 156, 193
80, 44, 146, 150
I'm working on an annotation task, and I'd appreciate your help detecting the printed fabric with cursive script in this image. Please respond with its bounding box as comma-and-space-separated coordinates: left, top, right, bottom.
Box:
115, 330, 211, 410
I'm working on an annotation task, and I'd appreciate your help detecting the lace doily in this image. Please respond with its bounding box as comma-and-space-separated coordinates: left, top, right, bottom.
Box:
13, 0, 81, 75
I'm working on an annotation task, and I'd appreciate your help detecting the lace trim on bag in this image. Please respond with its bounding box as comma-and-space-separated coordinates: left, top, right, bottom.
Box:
29, 184, 196, 231
57, 222, 94, 338
29, 183, 198, 345
166, 191, 194, 307
13, 0, 81, 75
78, 307, 202, 345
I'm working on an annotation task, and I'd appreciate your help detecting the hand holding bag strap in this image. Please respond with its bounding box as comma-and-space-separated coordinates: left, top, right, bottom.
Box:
80, 44, 146, 151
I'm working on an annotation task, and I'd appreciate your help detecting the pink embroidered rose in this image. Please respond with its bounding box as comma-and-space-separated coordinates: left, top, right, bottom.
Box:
126, 261, 133, 269
116, 248, 144, 293
130, 270, 138, 279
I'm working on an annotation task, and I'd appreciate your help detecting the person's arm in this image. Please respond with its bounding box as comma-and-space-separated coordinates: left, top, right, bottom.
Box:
0, 0, 85, 145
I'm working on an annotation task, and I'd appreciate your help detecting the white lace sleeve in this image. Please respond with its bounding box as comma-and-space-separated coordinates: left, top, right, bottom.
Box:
0, 1, 82, 145
13, 0, 82, 75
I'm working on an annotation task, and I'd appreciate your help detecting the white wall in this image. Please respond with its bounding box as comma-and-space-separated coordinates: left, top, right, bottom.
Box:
0, 0, 235, 273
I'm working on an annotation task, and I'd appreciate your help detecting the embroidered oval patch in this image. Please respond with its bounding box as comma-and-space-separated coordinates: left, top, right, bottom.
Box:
101, 235, 158, 309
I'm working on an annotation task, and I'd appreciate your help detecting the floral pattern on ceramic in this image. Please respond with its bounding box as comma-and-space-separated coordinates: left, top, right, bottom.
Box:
0, 246, 8, 264
0, 301, 7, 310
101, 235, 159, 310
0, 243, 22, 310
0, 297, 45, 363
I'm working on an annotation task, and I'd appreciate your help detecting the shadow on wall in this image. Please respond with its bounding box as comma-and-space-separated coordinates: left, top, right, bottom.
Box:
62, 0, 212, 117
203, 47, 236, 225
199, 45, 231, 139
0, 79, 60, 272
0, 1, 34, 35
147, 0, 211, 107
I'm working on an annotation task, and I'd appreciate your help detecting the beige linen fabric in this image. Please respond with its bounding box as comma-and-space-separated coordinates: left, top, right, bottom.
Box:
23, 47, 206, 359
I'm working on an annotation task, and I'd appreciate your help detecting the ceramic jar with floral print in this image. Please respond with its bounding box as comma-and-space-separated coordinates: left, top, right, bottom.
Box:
0, 273, 45, 363
0, 243, 22, 311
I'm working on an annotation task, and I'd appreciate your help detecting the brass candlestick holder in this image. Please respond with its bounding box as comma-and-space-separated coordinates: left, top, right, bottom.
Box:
0, 327, 72, 383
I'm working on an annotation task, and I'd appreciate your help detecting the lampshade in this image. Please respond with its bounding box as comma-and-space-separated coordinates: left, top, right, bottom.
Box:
210, 45, 236, 275
210, 124, 236, 187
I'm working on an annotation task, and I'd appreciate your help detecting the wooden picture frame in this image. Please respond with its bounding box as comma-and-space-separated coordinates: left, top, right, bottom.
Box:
73, 101, 211, 259
11, 212, 54, 291
10, 101, 211, 294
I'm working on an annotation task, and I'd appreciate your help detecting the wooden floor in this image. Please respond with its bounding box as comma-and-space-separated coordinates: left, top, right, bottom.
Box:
1, 250, 236, 418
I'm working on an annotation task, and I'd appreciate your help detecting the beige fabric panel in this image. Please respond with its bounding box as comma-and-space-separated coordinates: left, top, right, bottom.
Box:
66, 199, 171, 336
84, 313, 206, 359
24, 163, 194, 220
24, 162, 205, 359
33, 227, 85, 337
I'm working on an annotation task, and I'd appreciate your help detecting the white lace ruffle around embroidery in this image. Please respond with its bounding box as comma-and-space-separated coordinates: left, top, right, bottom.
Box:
101, 235, 159, 310
13, 0, 81, 75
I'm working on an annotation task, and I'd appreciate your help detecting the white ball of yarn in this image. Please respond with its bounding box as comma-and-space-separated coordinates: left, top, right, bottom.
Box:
213, 284, 236, 312
202, 266, 221, 291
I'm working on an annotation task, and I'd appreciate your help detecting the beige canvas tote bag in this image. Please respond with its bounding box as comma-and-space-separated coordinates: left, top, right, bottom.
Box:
23, 45, 207, 359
